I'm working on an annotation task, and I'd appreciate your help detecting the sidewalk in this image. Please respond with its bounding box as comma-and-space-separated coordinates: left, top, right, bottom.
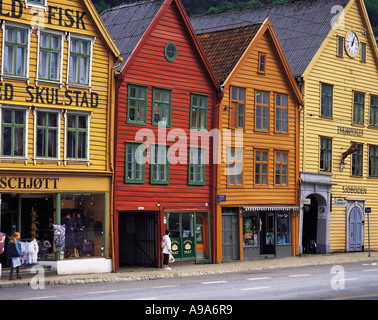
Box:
1, 251, 377, 288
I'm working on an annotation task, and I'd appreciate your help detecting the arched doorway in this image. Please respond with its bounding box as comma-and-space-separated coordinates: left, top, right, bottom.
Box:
302, 194, 329, 254
347, 204, 364, 252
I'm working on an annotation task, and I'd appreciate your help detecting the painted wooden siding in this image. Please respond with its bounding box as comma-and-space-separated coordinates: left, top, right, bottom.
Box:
0, 0, 114, 173
218, 30, 300, 206
114, 4, 217, 212
302, 0, 378, 251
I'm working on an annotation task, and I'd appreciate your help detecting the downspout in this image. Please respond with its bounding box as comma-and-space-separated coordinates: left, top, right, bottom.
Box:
110, 55, 123, 273
212, 87, 224, 263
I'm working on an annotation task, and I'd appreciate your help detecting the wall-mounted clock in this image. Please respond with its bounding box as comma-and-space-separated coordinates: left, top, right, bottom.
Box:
345, 31, 359, 57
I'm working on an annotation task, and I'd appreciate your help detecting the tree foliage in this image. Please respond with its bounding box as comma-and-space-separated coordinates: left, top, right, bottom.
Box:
92, 0, 377, 36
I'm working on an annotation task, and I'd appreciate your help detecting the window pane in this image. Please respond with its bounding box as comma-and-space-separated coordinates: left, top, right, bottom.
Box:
39, 50, 49, 78
48, 129, 57, 157
2, 127, 11, 155
18, 29, 27, 44
37, 128, 45, 157
78, 132, 86, 158
67, 131, 75, 158
4, 45, 14, 74
69, 55, 78, 83
16, 46, 26, 76
14, 127, 24, 156
50, 52, 60, 80
15, 110, 24, 124
79, 56, 89, 84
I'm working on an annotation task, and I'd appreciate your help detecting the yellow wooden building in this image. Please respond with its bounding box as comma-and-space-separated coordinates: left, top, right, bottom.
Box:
0, 0, 121, 274
197, 19, 303, 262
299, 0, 378, 254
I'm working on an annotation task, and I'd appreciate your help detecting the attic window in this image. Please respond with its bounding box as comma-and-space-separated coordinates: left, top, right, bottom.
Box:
165, 42, 177, 62
258, 52, 266, 74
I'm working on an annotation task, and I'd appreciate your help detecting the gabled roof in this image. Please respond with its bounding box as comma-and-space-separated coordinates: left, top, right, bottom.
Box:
197, 19, 303, 105
197, 23, 262, 85
100, 0, 219, 90
100, 0, 163, 71
190, 0, 350, 78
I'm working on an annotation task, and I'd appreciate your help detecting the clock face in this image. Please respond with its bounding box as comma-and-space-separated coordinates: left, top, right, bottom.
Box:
346, 31, 359, 57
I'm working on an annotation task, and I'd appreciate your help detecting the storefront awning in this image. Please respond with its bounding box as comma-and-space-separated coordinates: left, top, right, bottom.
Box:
242, 206, 300, 212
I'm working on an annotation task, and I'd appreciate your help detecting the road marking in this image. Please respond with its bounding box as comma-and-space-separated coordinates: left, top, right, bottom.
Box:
242, 286, 270, 291
363, 269, 378, 272
343, 278, 359, 281
86, 290, 119, 295
150, 285, 179, 289
288, 274, 311, 278
201, 281, 228, 285
248, 277, 271, 281
23, 295, 57, 300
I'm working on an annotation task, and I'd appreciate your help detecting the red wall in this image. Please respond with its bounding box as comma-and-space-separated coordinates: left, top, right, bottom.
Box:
113, 4, 218, 267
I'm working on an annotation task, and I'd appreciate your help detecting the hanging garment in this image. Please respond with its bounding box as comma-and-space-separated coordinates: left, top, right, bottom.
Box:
0, 233, 6, 254
53, 224, 66, 251
30, 239, 39, 264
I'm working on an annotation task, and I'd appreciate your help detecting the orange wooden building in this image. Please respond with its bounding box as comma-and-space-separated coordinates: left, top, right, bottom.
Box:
196, 19, 303, 262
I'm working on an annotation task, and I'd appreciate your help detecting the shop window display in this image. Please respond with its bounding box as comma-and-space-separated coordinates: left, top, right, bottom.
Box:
60, 194, 104, 258
243, 213, 259, 247
277, 212, 290, 245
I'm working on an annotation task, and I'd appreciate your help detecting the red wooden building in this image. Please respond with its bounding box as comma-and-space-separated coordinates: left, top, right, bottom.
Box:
101, 0, 220, 269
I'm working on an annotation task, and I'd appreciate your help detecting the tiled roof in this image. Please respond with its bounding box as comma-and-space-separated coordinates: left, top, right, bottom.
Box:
197, 24, 262, 84
100, 0, 164, 71
190, 0, 350, 77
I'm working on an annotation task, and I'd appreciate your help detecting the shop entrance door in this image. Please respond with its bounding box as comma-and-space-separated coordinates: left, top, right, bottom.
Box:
349, 207, 363, 252
260, 211, 275, 255
118, 212, 158, 267
222, 208, 239, 261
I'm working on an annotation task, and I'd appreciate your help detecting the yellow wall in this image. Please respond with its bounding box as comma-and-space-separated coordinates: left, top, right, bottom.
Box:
0, 0, 116, 173
301, 0, 378, 251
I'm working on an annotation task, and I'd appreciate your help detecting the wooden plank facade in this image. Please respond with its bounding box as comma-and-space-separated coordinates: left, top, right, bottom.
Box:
0, 0, 120, 274
197, 20, 303, 262
300, 0, 378, 254
102, 0, 220, 269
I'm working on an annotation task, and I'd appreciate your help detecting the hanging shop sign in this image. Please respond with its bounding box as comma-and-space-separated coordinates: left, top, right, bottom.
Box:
0, 0, 87, 30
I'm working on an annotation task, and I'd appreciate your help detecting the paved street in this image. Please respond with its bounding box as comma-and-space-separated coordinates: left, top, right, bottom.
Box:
1, 253, 378, 301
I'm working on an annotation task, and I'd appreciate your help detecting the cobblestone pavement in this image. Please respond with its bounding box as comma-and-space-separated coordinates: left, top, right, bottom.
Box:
1, 251, 377, 288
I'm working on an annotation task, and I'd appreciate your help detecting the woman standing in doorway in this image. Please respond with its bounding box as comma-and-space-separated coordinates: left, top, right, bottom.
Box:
7, 232, 24, 280
162, 230, 172, 271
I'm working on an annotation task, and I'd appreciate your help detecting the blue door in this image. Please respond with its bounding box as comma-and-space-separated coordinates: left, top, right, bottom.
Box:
349, 207, 363, 252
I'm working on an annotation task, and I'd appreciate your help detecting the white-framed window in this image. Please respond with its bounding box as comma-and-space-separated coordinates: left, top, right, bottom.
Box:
37, 29, 64, 84
0, 105, 30, 162
63, 110, 92, 165
67, 34, 94, 87
33, 108, 62, 163
1, 22, 31, 80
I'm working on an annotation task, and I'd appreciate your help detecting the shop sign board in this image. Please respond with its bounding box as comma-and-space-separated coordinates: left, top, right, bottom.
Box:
171, 238, 180, 258
334, 198, 347, 207
183, 237, 194, 258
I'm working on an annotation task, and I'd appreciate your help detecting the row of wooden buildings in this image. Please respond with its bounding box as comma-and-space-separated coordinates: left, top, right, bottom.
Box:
0, 0, 377, 274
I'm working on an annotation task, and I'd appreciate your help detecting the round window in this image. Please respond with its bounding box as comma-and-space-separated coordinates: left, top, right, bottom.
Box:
165, 42, 177, 62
